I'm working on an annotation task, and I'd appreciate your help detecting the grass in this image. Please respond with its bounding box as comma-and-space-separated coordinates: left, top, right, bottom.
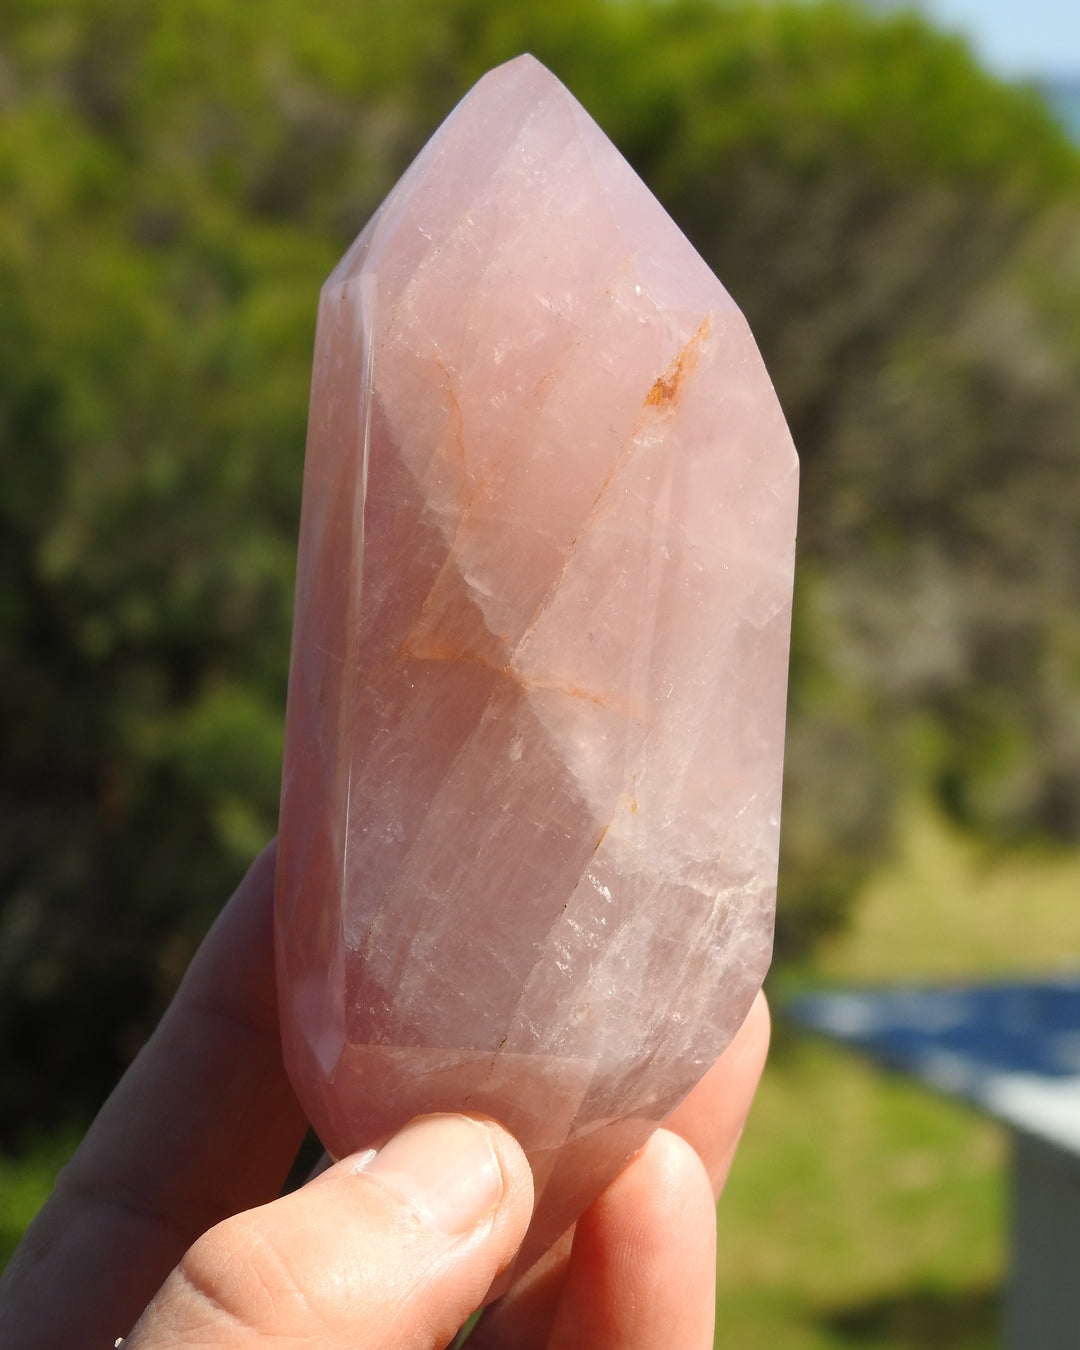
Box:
715, 1038, 1004, 1348
714, 798, 1080, 1348
813, 797, 1080, 982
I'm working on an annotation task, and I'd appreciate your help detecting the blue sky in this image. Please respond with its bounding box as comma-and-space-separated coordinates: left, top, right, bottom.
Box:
911, 0, 1080, 80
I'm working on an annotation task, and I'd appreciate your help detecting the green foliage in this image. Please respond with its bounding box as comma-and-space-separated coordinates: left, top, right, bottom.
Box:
0, 1129, 77, 1270
1, 0, 1079, 1136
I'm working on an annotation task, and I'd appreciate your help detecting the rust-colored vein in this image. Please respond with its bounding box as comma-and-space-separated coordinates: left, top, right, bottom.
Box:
399, 631, 502, 673
434, 353, 468, 478
645, 316, 710, 410
399, 620, 650, 722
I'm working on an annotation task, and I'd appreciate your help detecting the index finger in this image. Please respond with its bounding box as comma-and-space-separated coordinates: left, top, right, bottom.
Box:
0, 841, 309, 1349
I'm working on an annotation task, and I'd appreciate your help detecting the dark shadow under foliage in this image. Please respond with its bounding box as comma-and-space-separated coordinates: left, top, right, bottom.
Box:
823, 1279, 1001, 1348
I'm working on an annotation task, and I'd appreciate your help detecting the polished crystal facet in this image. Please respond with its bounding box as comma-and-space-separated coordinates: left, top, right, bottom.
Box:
275, 53, 798, 1281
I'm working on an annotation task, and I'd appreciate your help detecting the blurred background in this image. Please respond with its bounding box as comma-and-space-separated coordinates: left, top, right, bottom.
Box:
2, 0, 1079, 1344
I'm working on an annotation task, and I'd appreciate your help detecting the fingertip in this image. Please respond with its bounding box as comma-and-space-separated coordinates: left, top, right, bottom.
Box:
325, 1113, 535, 1339
646, 1126, 714, 1196
745, 988, 772, 1057
664, 986, 771, 1198
549, 1128, 717, 1349
585, 1128, 714, 1261
330, 1113, 534, 1243
478, 1116, 536, 1247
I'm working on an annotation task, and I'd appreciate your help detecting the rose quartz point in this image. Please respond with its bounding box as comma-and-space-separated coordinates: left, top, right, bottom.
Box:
275, 53, 798, 1284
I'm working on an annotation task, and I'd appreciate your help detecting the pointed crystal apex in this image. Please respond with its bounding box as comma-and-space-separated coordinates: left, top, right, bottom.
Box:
276, 54, 797, 1287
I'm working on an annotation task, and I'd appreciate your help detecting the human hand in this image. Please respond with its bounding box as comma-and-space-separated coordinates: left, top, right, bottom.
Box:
0, 842, 769, 1350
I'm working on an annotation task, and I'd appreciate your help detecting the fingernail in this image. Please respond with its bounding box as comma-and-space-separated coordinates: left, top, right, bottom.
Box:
354, 1113, 505, 1235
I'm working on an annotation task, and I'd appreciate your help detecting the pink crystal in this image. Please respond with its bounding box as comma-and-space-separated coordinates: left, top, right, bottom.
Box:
275, 54, 798, 1280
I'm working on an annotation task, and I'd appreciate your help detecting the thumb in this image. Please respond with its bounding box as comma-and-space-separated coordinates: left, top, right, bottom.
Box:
123, 1114, 534, 1350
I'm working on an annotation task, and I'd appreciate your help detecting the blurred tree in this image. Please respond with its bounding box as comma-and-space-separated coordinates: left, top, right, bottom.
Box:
1, 0, 1078, 1139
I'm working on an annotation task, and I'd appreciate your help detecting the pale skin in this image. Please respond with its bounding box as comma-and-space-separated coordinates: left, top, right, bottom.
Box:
0, 842, 770, 1350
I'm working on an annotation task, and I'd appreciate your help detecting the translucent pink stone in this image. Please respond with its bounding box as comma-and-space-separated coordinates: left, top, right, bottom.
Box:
275, 54, 798, 1281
